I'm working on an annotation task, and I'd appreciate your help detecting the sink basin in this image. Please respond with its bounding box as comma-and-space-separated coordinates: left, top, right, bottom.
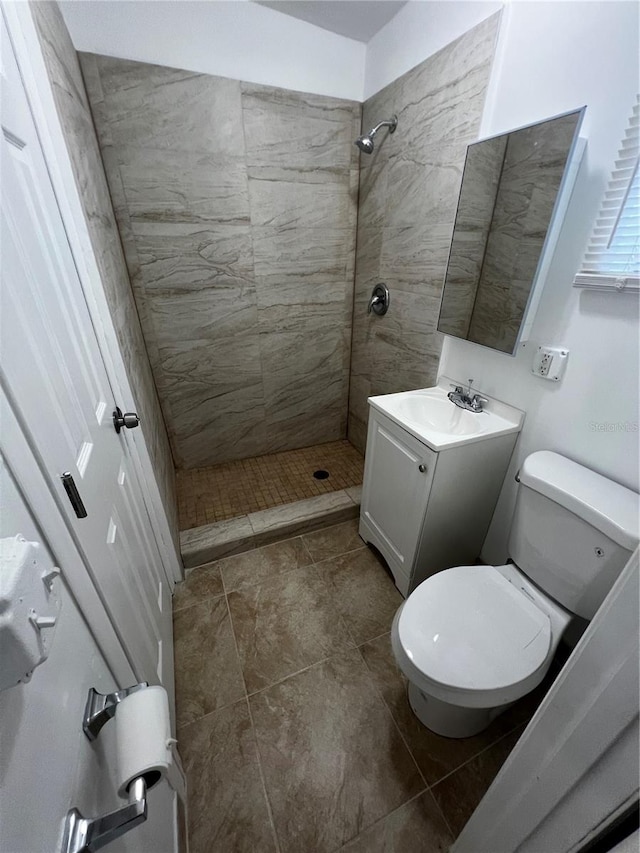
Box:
368, 377, 524, 451
393, 395, 482, 437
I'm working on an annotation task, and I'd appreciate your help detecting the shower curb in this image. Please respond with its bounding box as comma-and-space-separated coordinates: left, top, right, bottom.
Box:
179, 486, 362, 570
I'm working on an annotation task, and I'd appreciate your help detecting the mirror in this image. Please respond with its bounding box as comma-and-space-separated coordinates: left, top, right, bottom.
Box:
438, 108, 585, 354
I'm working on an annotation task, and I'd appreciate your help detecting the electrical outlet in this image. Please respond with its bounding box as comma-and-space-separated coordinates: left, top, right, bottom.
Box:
539, 350, 553, 376
532, 346, 569, 382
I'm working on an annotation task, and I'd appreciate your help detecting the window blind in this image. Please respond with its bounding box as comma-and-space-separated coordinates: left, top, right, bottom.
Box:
574, 96, 640, 291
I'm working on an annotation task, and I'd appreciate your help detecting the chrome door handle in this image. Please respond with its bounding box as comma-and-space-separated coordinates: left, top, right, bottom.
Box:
62, 777, 147, 853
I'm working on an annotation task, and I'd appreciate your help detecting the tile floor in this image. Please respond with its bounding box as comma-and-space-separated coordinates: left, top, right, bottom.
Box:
176, 440, 365, 530
173, 521, 558, 853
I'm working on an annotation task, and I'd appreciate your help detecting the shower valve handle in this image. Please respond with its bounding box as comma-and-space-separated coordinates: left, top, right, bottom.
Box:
367, 283, 390, 316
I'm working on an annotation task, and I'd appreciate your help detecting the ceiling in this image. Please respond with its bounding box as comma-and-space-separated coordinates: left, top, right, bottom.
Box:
254, 1, 408, 43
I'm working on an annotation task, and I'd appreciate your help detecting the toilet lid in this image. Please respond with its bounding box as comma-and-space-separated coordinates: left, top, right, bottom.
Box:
398, 566, 551, 692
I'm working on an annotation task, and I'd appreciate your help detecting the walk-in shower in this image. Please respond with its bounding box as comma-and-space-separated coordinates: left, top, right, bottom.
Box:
355, 115, 398, 153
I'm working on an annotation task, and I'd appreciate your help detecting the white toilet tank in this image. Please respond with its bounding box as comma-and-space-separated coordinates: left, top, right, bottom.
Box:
509, 451, 639, 619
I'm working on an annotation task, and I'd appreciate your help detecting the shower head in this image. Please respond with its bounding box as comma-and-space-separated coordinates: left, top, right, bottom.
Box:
354, 115, 398, 154
355, 134, 375, 154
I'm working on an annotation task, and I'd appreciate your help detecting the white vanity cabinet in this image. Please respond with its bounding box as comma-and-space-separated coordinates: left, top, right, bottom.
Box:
360, 404, 521, 597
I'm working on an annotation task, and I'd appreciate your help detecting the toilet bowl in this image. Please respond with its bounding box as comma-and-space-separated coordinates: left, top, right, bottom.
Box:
390, 450, 639, 739
391, 562, 571, 738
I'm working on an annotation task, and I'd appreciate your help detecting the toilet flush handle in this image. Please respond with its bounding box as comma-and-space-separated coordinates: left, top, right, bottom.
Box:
418, 463, 427, 473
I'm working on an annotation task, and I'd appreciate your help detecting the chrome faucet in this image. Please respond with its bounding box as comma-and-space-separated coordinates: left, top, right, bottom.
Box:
448, 379, 488, 413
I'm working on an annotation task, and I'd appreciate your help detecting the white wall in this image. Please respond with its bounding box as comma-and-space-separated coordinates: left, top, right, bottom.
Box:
439, 0, 640, 561
363, 0, 502, 99
59, 0, 365, 100
58, 0, 504, 102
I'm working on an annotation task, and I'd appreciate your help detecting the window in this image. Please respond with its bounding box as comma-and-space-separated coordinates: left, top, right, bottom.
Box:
574, 96, 639, 291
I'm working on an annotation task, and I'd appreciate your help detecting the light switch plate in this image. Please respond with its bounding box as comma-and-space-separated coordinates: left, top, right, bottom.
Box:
532, 346, 569, 382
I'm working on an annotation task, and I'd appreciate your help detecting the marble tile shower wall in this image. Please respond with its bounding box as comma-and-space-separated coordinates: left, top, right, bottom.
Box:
80, 53, 361, 469
347, 14, 500, 453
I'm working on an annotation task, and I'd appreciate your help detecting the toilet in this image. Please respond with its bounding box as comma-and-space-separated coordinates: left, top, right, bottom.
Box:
391, 450, 639, 738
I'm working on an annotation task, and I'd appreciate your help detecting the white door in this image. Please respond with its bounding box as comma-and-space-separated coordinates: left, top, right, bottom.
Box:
0, 18, 173, 693
0, 443, 180, 853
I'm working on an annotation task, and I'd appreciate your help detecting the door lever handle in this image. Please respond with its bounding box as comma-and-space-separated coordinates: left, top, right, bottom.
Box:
61, 777, 147, 853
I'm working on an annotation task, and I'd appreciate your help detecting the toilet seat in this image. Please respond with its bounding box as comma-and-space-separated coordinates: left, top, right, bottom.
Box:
392, 565, 553, 708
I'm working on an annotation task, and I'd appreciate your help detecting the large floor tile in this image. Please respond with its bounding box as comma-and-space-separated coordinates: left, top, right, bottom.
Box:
219, 536, 312, 592
430, 726, 524, 838
360, 633, 535, 787
319, 547, 403, 645
228, 565, 353, 693
173, 561, 224, 612
174, 597, 245, 728
361, 633, 563, 787
302, 519, 364, 563
250, 648, 424, 853
179, 699, 277, 853
340, 791, 452, 853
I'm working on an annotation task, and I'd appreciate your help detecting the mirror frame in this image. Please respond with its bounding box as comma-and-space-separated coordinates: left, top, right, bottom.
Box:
438, 106, 587, 355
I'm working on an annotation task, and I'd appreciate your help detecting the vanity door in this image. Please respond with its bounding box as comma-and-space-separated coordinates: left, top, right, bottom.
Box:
360, 410, 436, 594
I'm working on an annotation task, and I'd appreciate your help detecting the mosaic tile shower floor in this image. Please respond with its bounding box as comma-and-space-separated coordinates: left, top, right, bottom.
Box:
176, 440, 364, 530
